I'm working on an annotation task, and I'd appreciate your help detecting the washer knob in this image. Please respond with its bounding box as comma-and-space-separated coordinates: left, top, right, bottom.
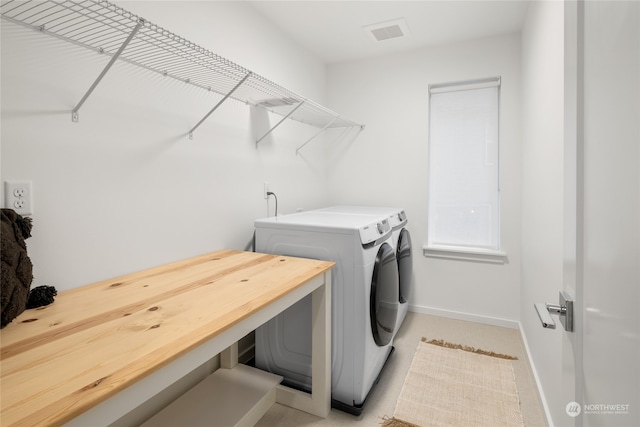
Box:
377, 222, 384, 234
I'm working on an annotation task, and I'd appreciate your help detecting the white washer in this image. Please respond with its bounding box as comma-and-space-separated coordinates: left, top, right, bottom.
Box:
316, 206, 413, 332
254, 211, 399, 414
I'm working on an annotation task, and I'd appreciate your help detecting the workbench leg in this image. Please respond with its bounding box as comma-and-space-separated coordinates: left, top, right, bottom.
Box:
310, 270, 331, 417
220, 342, 239, 369
276, 270, 331, 418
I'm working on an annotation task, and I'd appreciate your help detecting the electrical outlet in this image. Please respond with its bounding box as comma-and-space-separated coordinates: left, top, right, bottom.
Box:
264, 182, 270, 199
4, 181, 33, 216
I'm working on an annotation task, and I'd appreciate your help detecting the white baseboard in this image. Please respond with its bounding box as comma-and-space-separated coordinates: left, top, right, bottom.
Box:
409, 304, 520, 329
518, 323, 555, 427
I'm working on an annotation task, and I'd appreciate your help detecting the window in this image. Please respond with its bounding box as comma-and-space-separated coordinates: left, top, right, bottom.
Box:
426, 77, 504, 261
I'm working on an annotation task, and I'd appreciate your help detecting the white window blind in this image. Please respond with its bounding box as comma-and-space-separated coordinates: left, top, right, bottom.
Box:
427, 77, 501, 253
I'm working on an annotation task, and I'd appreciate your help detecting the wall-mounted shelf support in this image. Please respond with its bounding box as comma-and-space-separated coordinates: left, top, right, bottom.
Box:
296, 117, 339, 154
256, 100, 306, 144
72, 18, 144, 123
189, 72, 252, 140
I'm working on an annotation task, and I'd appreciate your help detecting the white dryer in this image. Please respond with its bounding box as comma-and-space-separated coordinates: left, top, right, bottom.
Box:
254, 211, 399, 414
316, 206, 413, 332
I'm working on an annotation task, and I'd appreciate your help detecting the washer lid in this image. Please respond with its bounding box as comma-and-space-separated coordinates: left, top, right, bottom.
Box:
255, 211, 392, 245
316, 206, 408, 229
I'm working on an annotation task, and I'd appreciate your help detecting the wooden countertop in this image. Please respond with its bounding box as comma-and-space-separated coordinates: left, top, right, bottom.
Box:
0, 250, 334, 427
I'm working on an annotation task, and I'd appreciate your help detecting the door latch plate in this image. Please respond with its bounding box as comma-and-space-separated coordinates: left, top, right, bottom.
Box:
559, 291, 574, 332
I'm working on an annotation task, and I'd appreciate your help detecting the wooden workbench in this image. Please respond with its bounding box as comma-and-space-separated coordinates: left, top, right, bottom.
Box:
0, 250, 333, 426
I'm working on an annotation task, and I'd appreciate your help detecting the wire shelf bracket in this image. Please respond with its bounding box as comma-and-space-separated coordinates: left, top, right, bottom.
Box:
256, 100, 306, 144
72, 18, 144, 123
296, 116, 339, 155
1, 0, 364, 146
189, 72, 252, 140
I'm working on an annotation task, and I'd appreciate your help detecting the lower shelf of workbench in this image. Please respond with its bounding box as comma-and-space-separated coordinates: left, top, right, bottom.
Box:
141, 363, 283, 427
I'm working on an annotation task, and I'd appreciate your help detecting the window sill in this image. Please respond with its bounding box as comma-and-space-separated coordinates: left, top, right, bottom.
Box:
422, 245, 507, 264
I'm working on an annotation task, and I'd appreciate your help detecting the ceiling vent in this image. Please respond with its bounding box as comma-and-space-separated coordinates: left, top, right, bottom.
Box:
363, 18, 411, 42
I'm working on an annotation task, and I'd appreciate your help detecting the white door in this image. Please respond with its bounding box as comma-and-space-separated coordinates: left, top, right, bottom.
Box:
563, 1, 639, 426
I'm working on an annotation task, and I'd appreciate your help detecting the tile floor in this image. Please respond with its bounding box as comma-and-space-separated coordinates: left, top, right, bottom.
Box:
255, 312, 547, 427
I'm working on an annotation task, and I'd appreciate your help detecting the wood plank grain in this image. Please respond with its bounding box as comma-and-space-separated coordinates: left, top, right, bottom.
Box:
0, 250, 334, 427
1, 251, 246, 344
1, 250, 273, 359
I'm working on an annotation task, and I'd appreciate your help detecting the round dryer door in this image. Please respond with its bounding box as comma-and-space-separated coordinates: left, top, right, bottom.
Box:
397, 228, 413, 304
370, 242, 399, 347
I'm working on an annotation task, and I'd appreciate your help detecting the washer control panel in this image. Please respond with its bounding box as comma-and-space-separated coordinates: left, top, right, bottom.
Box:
359, 219, 391, 245
388, 210, 408, 228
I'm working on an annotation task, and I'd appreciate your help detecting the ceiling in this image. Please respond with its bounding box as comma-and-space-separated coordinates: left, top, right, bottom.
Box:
248, 1, 531, 64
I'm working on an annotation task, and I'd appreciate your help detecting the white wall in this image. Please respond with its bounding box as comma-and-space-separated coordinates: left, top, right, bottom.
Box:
520, 0, 565, 424
1, 1, 332, 292
326, 34, 523, 325
1, 2, 335, 423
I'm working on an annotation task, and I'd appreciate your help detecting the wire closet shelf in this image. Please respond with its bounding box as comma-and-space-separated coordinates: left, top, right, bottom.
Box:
1, 0, 364, 142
